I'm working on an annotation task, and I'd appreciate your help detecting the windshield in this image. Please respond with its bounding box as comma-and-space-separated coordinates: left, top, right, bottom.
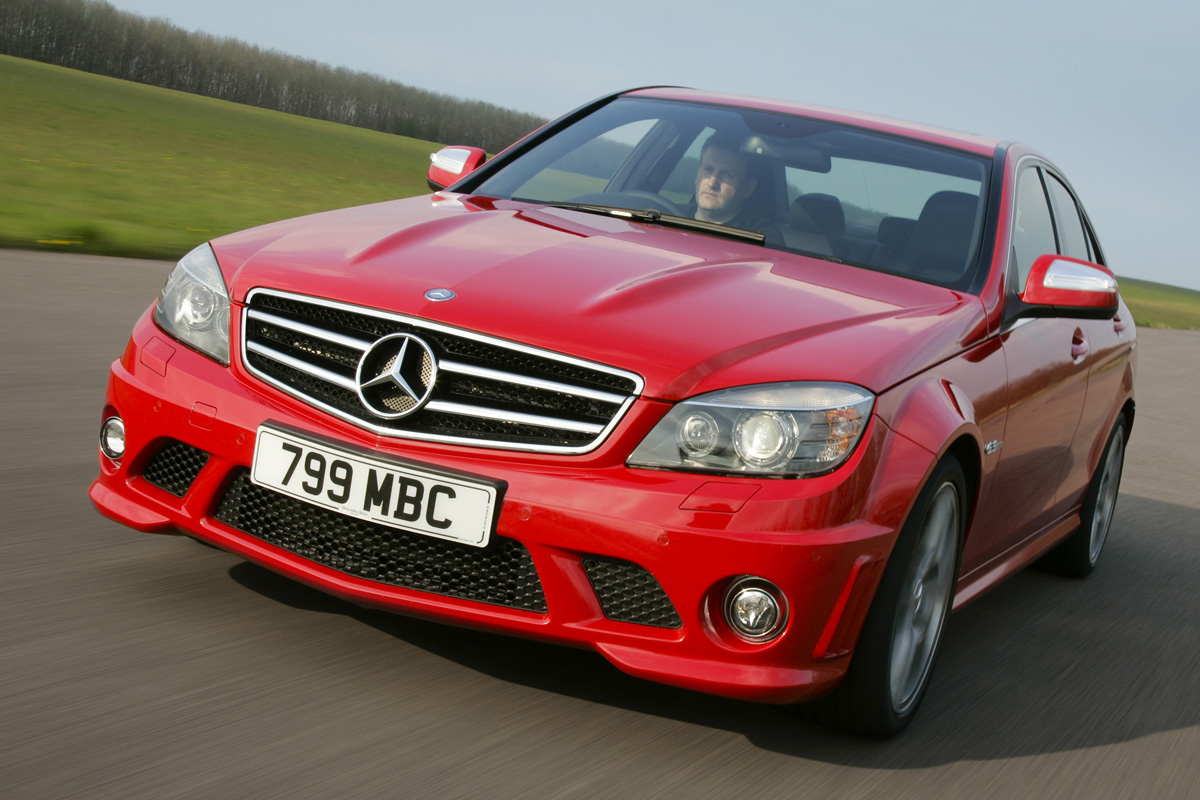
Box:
467, 97, 992, 290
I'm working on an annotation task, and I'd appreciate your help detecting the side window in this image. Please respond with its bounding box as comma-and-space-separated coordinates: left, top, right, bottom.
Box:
1045, 174, 1090, 261
1011, 168, 1058, 290
659, 127, 713, 205
1084, 223, 1105, 266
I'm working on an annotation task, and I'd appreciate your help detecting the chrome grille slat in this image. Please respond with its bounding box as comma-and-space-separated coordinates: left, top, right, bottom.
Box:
438, 360, 626, 405
247, 341, 358, 392
241, 290, 642, 453
425, 401, 606, 435
246, 309, 372, 351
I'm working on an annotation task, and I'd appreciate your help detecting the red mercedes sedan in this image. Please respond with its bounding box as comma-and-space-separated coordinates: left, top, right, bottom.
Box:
90, 87, 1135, 736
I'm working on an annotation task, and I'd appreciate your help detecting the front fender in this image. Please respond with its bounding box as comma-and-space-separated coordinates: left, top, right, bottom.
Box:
873, 337, 1010, 560
876, 377, 983, 462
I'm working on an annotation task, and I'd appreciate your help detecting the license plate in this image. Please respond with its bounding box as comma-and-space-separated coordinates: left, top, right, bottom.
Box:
251, 426, 500, 547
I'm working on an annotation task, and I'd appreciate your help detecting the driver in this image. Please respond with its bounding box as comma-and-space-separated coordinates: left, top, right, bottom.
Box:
689, 132, 764, 230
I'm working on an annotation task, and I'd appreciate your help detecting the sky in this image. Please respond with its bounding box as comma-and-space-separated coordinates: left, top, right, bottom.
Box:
109, 0, 1200, 291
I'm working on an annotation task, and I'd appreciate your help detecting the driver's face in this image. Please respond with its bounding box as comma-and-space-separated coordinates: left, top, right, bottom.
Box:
695, 146, 756, 223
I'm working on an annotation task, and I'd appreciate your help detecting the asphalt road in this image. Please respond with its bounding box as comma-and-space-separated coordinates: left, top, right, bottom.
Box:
3, 249, 1198, 800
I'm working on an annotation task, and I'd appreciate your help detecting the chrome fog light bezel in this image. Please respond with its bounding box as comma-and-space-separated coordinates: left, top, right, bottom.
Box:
100, 416, 126, 460
723, 576, 788, 642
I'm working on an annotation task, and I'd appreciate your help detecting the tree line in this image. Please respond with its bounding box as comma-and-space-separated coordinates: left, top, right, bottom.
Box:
0, 0, 546, 153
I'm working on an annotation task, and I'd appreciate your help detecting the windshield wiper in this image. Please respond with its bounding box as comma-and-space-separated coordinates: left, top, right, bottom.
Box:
539, 201, 766, 245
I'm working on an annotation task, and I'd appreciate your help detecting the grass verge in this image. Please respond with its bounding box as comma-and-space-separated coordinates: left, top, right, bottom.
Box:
1118, 278, 1200, 330
1, 54, 434, 260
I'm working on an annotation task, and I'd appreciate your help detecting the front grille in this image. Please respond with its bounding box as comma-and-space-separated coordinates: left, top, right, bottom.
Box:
215, 470, 547, 613
143, 440, 209, 497
582, 556, 682, 629
241, 290, 642, 453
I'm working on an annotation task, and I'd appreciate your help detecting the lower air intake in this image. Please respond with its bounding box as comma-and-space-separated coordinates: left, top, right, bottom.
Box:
143, 440, 209, 497
582, 556, 681, 629
215, 470, 547, 613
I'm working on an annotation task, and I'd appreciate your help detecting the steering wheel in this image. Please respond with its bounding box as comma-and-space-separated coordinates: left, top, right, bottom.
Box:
618, 191, 684, 216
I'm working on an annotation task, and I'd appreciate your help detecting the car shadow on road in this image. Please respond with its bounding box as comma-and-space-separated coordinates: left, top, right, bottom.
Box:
227, 493, 1199, 766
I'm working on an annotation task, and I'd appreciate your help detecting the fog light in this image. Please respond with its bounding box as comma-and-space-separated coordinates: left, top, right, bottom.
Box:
100, 416, 125, 460
724, 577, 787, 641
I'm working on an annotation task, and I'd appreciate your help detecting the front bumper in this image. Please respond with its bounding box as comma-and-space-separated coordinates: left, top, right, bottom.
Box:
90, 305, 934, 703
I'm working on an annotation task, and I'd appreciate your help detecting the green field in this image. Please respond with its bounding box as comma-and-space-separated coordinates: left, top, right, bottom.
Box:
1118, 278, 1200, 330
3, 55, 1199, 329
1, 55, 435, 259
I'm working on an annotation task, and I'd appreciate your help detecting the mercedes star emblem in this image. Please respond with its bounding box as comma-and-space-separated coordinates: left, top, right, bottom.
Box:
355, 333, 438, 419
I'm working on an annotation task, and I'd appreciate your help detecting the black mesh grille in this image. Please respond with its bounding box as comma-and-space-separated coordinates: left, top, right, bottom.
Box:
439, 374, 614, 421
415, 410, 594, 447
214, 470, 547, 613
246, 352, 362, 414
582, 556, 681, 629
249, 317, 362, 369
242, 291, 640, 451
142, 440, 209, 497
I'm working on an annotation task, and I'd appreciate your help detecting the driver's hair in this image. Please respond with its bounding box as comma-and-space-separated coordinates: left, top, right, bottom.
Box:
700, 131, 747, 162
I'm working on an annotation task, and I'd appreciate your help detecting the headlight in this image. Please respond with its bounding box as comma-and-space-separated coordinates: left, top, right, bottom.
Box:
153, 244, 230, 364
628, 382, 874, 477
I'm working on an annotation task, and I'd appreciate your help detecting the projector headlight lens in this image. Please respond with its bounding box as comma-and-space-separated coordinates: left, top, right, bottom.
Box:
677, 410, 721, 458
629, 382, 874, 477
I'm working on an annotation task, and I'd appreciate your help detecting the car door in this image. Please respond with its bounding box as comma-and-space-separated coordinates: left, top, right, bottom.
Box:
1041, 170, 1135, 514
963, 164, 1091, 568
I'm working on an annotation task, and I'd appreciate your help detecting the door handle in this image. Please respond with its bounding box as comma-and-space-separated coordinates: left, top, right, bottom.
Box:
1071, 329, 1090, 360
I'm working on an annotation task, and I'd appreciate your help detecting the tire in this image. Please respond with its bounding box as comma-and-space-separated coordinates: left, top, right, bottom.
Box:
1043, 414, 1127, 578
804, 457, 966, 738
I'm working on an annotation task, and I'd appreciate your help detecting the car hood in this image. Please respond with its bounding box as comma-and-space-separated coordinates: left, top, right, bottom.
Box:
212, 194, 988, 400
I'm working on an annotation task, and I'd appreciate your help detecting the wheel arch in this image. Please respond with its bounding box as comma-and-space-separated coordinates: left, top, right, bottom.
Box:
876, 375, 986, 541
1120, 397, 1135, 438
943, 435, 981, 551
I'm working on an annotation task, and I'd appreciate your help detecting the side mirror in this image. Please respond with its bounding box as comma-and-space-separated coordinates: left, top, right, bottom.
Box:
427, 146, 487, 191
1020, 254, 1119, 319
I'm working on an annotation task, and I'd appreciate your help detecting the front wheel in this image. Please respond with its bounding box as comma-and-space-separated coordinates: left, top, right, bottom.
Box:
804, 456, 965, 738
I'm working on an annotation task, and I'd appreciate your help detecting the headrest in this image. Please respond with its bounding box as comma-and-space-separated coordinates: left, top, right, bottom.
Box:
876, 217, 916, 249
788, 201, 820, 232
792, 194, 845, 239
904, 191, 979, 279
